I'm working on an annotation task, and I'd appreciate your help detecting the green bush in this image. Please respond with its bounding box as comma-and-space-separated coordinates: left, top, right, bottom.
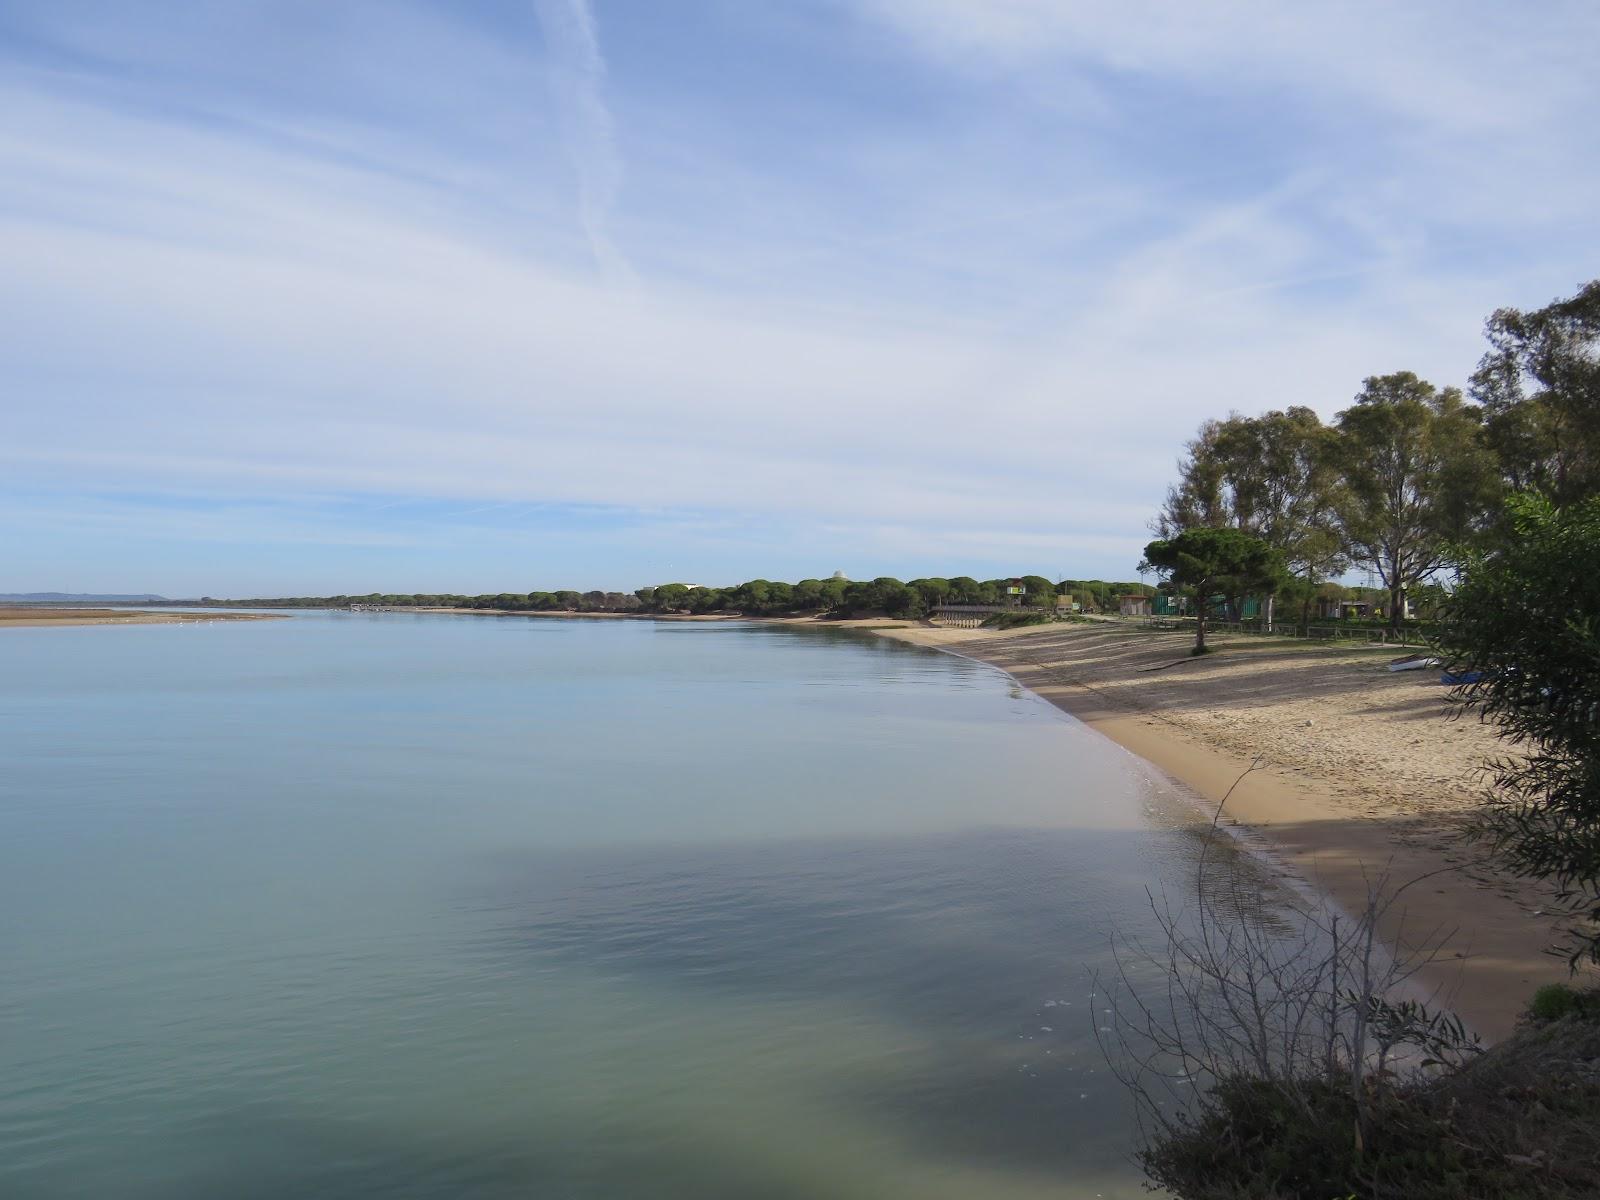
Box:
979, 610, 1053, 630
1528, 983, 1599, 1022
1530, 984, 1580, 1021
1436, 493, 1600, 966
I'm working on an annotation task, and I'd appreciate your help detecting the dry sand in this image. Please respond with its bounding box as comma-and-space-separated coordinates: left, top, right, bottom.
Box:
811, 616, 1578, 1043
0, 607, 282, 628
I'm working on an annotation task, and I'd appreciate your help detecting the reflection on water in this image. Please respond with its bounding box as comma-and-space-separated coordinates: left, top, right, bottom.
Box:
0, 613, 1301, 1198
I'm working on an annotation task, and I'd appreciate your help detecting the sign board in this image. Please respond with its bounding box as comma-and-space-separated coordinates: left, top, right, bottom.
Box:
1006, 586, 1026, 595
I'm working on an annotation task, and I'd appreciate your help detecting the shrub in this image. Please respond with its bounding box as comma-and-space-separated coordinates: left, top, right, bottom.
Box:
1436, 493, 1600, 965
1140, 1077, 1476, 1200
980, 610, 1053, 630
1527, 983, 1600, 1023
1530, 984, 1581, 1022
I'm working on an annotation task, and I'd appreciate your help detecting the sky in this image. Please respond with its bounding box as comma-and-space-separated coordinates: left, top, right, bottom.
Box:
2, 1, 1597, 597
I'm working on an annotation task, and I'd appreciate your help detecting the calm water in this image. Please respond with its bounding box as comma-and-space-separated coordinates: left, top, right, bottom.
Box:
0, 612, 1239, 1198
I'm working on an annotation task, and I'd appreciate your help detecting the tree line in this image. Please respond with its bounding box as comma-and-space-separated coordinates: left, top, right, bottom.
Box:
217, 576, 1158, 618
212, 591, 645, 612
637, 575, 1150, 618
1142, 279, 1600, 639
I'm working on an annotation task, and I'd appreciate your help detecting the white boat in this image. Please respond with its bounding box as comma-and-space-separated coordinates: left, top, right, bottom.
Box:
1387, 654, 1439, 672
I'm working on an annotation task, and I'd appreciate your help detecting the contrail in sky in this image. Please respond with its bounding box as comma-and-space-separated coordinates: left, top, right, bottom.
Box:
534, 0, 633, 283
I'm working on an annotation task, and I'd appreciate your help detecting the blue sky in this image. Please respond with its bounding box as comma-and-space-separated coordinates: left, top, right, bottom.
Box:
3, 1, 1597, 596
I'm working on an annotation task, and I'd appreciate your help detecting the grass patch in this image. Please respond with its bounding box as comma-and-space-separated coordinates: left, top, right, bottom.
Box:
980, 610, 1055, 630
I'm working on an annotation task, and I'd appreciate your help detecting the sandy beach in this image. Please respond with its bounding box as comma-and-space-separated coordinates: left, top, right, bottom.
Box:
0, 607, 283, 628
815, 616, 1577, 1043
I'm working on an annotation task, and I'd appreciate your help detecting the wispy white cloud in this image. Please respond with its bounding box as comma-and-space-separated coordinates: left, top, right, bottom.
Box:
533, 0, 632, 283
0, 1, 1595, 591
857, 1, 1597, 130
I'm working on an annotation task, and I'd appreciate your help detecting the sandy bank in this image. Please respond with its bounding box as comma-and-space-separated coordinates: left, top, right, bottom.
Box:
0, 607, 284, 629
798, 616, 1574, 1043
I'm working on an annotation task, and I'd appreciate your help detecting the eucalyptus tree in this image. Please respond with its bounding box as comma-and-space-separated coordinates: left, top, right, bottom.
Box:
1332, 372, 1497, 632
1154, 416, 1236, 536
1472, 279, 1600, 506
1157, 407, 1344, 623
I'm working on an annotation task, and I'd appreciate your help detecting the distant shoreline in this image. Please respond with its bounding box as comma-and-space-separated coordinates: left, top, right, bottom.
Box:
0, 607, 285, 629
362, 606, 743, 621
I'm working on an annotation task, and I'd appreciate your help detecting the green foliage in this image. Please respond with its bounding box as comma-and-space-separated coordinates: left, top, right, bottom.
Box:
213, 590, 642, 612
1150, 281, 1600, 642
946, 576, 998, 605
1334, 372, 1499, 631
636, 572, 1052, 618
214, 572, 1112, 621
1472, 280, 1600, 508
832, 576, 918, 618
1528, 983, 1593, 1023
980, 610, 1053, 630
1142, 527, 1284, 653
1157, 407, 1347, 589
1436, 493, 1600, 966
1019, 574, 1057, 608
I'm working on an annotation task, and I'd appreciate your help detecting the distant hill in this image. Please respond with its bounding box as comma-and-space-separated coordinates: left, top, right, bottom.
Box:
0, 592, 170, 602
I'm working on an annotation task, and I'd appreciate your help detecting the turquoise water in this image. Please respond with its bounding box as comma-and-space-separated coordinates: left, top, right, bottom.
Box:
0, 612, 1220, 1198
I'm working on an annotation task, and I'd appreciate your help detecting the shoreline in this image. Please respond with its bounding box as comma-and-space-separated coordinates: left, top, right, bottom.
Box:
0, 607, 285, 629
818, 616, 1572, 1044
